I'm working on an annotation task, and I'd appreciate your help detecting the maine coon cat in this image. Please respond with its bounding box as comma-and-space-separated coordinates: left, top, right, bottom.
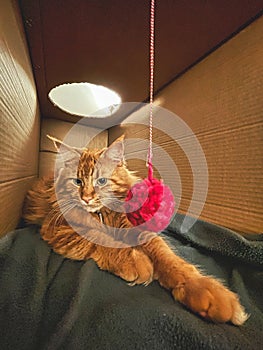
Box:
23, 135, 248, 325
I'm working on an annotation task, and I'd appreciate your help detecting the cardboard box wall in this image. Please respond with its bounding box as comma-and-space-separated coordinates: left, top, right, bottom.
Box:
0, 1, 107, 237
109, 17, 263, 234
0, 0, 40, 236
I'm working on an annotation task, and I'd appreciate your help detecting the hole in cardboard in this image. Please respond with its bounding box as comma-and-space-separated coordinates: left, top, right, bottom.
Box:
48, 82, 121, 117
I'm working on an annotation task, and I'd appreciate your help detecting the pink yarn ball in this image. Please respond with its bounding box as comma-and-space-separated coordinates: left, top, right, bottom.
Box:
124, 177, 175, 232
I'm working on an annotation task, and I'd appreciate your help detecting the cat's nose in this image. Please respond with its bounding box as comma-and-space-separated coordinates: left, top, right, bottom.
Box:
82, 195, 93, 204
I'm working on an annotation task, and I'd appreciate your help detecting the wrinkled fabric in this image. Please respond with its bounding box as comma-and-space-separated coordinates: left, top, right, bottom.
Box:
0, 214, 262, 350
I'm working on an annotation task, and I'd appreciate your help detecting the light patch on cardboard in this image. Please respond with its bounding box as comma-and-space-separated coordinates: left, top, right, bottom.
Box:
48, 82, 121, 117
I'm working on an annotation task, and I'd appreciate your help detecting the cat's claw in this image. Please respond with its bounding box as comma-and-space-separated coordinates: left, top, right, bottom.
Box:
127, 278, 153, 287
127, 277, 152, 287
143, 280, 152, 286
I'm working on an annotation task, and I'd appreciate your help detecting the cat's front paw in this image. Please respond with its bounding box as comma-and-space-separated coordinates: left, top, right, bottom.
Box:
117, 249, 154, 286
172, 275, 249, 325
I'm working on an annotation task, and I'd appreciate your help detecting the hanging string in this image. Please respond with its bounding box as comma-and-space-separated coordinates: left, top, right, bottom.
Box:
147, 0, 155, 180
125, 0, 175, 231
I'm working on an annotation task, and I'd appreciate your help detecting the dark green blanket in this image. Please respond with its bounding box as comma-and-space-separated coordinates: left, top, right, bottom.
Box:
0, 214, 262, 350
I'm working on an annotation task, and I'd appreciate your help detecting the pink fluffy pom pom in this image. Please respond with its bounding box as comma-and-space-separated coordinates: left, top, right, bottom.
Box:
124, 176, 175, 232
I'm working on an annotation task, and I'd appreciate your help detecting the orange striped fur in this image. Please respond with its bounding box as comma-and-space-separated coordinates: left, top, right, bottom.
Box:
23, 136, 248, 325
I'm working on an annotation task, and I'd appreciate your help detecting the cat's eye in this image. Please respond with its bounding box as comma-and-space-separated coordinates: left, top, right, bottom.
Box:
72, 178, 82, 186
97, 177, 107, 186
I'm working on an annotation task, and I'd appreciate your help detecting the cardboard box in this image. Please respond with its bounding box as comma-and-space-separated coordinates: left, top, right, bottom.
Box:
0, 1, 262, 236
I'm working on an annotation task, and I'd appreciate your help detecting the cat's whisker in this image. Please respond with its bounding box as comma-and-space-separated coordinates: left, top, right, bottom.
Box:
54, 211, 68, 227
53, 213, 64, 228
107, 192, 126, 198
102, 195, 126, 202
46, 211, 61, 231
45, 202, 78, 231
104, 197, 125, 201
61, 204, 74, 212
52, 205, 77, 228
59, 205, 77, 218
58, 199, 79, 208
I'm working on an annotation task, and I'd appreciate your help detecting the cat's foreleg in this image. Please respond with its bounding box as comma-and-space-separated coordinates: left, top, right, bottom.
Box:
91, 245, 153, 285
141, 236, 249, 325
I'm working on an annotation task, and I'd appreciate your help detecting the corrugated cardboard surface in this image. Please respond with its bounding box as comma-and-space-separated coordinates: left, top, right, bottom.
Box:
109, 17, 263, 234
39, 118, 108, 177
0, 0, 40, 236
0, 178, 36, 235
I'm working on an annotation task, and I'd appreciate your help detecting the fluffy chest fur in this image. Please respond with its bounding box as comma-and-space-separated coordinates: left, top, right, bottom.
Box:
22, 135, 248, 325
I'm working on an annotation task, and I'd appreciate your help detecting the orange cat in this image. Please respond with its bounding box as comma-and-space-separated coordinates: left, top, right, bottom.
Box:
23, 135, 248, 325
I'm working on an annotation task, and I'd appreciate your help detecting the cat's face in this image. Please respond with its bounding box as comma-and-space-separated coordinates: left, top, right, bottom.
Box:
52, 136, 138, 213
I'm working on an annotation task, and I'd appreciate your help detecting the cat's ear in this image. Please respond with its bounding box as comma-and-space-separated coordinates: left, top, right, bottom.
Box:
47, 135, 82, 155
101, 135, 125, 165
